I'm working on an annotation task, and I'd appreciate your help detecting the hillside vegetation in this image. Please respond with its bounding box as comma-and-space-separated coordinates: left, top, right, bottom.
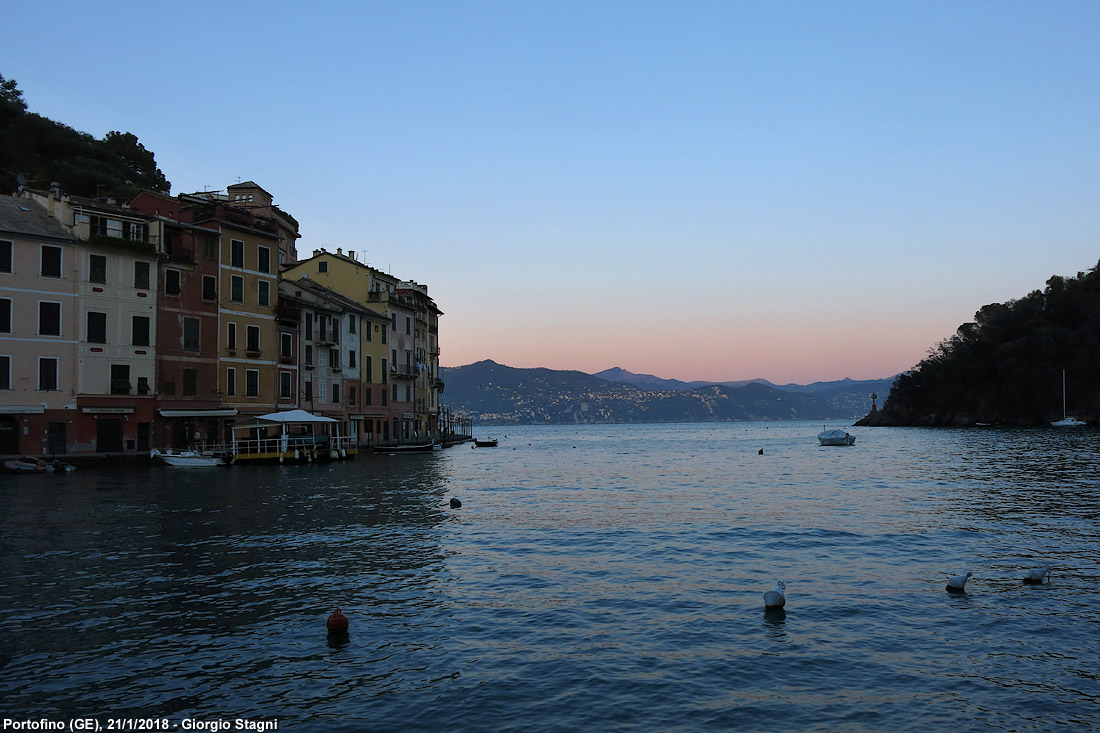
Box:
862, 261, 1100, 426
0, 74, 169, 199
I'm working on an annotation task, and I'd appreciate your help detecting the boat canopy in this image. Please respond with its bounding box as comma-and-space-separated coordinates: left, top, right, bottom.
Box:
254, 409, 338, 423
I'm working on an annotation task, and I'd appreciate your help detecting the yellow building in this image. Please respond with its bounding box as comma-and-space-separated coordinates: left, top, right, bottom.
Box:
282, 248, 441, 443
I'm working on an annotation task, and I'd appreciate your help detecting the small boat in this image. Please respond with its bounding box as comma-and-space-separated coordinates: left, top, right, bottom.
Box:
374, 442, 437, 453
474, 439, 498, 448
150, 448, 225, 467
4, 457, 76, 473
818, 428, 856, 446
1052, 370, 1086, 426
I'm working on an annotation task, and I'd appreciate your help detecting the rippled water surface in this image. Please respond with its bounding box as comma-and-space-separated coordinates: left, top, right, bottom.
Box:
2, 422, 1099, 731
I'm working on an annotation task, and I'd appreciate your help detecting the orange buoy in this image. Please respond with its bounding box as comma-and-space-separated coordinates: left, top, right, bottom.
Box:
327, 608, 349, 634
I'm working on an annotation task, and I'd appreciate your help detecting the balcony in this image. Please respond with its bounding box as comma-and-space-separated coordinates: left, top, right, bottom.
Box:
391, 365, 418, 381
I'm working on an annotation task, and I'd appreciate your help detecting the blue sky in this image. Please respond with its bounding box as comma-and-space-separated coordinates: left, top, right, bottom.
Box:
6, 1, 1100, 382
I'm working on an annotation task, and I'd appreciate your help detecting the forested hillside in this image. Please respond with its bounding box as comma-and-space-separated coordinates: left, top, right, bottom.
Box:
0, 74, 169, 199
862, 261, 1100, 426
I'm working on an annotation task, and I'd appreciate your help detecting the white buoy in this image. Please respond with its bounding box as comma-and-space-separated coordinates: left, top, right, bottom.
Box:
946, 571, 971, 592
764, 580, 786, 609
1023, 566, 1053, 584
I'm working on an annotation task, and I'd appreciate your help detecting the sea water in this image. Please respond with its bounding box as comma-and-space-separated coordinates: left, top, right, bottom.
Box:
1, 422, 1098, 731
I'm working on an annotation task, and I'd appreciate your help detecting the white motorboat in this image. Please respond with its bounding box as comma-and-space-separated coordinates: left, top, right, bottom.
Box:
1052, 370, 1086, 427
818, 428, 856, 446
150, 449, 225, 467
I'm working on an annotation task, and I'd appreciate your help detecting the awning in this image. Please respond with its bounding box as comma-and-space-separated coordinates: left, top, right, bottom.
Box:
158, 409, 239, 418
0, 405, 45, 414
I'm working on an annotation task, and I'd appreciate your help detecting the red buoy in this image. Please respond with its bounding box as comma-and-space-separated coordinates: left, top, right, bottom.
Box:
327, 608, 349, 633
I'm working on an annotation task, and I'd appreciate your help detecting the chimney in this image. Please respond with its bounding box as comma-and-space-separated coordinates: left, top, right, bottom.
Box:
336, 247, 343, 256
50, 181, 62, 200
350, 251, 357, 261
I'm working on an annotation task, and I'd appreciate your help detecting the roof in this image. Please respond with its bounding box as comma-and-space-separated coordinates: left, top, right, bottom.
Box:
256, 409, 337, 423
0, 196, 76, 241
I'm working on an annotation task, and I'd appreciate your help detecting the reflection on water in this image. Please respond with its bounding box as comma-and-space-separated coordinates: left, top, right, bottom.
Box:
2, 423, 1099, 731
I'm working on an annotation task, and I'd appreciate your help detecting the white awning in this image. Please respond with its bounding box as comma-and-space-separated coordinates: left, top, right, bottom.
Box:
253, 409, 337, 423
158, 409, 240, 418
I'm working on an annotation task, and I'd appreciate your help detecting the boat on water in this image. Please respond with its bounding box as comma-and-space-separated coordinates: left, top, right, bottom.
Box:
373, 441, 437, 453
1052, 370, 1086, 427
474, 439, 498, 448
149, 448, 225, 467
3, 456, 76, 473
818, 428, 856, 446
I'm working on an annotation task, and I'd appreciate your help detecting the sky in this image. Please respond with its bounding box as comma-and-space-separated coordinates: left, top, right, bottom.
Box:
5, 1, 1100, 384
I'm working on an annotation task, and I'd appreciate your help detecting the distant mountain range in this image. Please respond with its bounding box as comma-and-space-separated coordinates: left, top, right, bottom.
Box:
440, 361, 895, 425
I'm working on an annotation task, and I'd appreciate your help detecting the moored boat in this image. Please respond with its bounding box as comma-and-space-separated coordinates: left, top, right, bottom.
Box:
150, 449, 225, 467
4, 456, 76, 473
474, 439, 498, 447
818, 428, 856, 446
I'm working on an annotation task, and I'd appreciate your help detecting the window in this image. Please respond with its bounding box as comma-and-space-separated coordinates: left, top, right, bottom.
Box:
381, 358, 387, 384
183, 368, 197, 396
365, 356, 372, 383
258, 280, 270, 307
231, 275, 244, 303
280, 333, 292, 358
183, 317, 200, 351
330, 348, 339, 369
348, 350, 357, 369
333, 383, 340, 404
258, 246, 270, 274
227, 322, 237, 350
231, 239, 245, 268
203, 238, 216, 259
366, 322, 372, 342
39, 357, 58, 390
165, 269, 181, 295
226, 368, 236, 397
0, 239, 11, 273
381, 325, 387, 345
406, 316, 411, 335
132, 316, 150, 346
202, 275, 217, 300
111, 364, 131, 394
0, 355, 9, 389
123, 221, 146, 242
305, 345, 313, 365
137, 377, 149, 395
0, 298, 10, 332
246, 325, 260, 352
349, 317, 356, 334
305, 313, 313, 340
87, 311, 107, 343
318, 261, 328, 273
319, 315, 327, 342
280, 371, 292, 398
89, 254, 107, 283
162, 380, 176, 396
134, 261, 151, 290
318, 380, 327, 403
246, 369, 259, 397
39, 302, 61, 336
349, 386, 357, 406
381, 388, 387, 406
365, 386, 371, 406
305, 381, 313, 401
41, 246, 62, 277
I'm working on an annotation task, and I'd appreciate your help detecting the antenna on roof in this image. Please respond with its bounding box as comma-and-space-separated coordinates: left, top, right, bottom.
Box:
16, 174, 26, 193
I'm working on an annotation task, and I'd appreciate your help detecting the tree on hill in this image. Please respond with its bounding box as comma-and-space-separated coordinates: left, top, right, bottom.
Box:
868, 261, 1100, 426
0, 73, 169, 199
